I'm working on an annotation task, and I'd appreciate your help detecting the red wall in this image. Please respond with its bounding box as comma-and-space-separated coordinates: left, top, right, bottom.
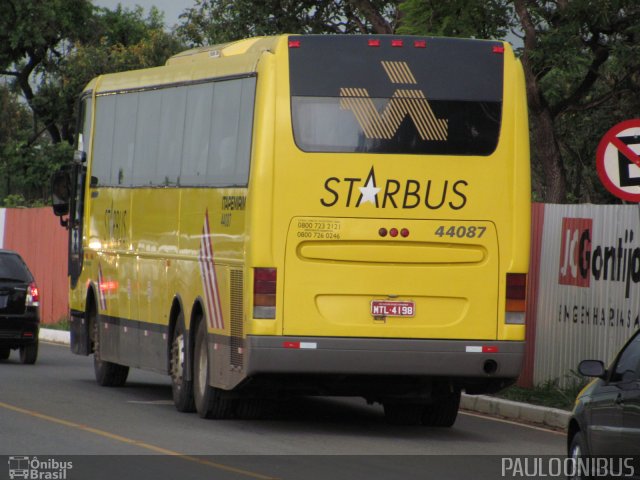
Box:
2, 208, 68, 325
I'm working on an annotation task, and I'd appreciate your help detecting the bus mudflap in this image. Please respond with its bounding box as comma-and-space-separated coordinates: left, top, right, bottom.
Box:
70, 309, 91, 355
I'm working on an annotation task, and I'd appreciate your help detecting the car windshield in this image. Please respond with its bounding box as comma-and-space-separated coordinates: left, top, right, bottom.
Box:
0, 253, 32, 283
612, 332, 640, 382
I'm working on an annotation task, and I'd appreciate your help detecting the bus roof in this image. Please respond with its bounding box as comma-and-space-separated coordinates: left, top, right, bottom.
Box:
166, 36, 281, 65
86, 36, 283, 95
85, 34, 512, 96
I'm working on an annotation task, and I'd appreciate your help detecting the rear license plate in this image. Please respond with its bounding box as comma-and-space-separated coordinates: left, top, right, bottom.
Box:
371, 300, 415, 317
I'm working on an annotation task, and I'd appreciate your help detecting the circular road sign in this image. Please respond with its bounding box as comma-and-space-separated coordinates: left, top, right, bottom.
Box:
596, 119, 640, 202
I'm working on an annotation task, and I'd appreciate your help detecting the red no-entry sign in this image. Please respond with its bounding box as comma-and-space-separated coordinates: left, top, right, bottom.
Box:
596, 119, 640, 202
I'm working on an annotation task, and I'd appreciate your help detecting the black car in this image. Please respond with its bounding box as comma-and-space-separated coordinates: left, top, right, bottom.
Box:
568, 328, 640, 475
0, 250, 40, 364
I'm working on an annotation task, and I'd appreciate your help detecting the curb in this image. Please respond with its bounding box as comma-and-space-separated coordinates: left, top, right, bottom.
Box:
461, 394, 570, 430
40, 328, 70, 345
40, 328, 570, 430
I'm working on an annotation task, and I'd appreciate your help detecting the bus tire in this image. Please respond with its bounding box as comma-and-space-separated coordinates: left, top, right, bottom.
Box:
0, 346, 10, 360
193, 318, 233, 419
170, 312, 195, 412
92, 308, 129, 387
420, 390, 460, 427
383, 403, 424, 425
19, 340, 38, 365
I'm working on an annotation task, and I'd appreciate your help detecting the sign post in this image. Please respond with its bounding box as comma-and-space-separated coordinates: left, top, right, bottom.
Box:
596, 119, 640, 202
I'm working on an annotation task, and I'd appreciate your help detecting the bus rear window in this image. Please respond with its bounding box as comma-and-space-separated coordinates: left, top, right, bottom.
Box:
289, 36, 503, 156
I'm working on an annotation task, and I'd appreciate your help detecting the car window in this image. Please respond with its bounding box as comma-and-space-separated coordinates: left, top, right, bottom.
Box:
0, 253, 32, 282
611, 332, 640, 383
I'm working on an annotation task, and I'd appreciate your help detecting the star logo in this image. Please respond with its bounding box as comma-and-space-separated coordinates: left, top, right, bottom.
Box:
357, 167, 380, 207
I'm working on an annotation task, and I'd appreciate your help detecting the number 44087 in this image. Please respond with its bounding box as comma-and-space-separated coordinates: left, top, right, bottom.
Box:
435, 225, 486, 239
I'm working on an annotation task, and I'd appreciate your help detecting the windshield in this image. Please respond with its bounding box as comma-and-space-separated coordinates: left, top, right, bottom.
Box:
289, 35, 503, 156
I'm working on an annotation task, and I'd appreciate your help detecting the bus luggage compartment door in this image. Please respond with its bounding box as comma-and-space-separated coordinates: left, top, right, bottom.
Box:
283, 217, 499, 340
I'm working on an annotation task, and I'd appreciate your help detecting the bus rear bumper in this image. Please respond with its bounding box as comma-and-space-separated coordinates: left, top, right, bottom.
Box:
245, 336, 524, 381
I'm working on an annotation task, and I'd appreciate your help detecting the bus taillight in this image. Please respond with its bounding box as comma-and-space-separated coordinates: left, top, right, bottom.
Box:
254, 268, 276, 319
505, 273, 526, 324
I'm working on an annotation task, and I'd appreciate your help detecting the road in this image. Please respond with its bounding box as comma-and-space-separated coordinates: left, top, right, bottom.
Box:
0, 342, 566, 480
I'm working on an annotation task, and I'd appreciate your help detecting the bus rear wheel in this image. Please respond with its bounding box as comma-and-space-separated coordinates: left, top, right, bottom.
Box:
383, 389, 460, 427
92, 308, 129, 387
193, 318, 233, 419
170, 313, 195, 412
421, 390, 461, 427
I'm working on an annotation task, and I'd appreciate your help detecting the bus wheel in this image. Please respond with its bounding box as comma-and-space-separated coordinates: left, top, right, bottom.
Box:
420, 390, 461, 427
92, 308, 129, 387
0, 347, 10, 360
170, 313, 195, 412
383, 403, 424, 425
193, 318, 233, 419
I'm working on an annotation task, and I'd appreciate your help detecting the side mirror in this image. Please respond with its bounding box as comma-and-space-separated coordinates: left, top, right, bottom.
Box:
74, 150, 87, 163
51, 168, 71, 224
578, 359, 606, 378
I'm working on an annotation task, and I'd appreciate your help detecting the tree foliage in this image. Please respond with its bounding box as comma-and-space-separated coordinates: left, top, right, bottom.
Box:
48, 5, 184, 146
518, 0, 640, 203
400, 0, 640, 203
0, 84, 73, 205
398, 0, 512, 39
0, 1, 184, 205
0, 0, 94, 145
177, 0, 399, 46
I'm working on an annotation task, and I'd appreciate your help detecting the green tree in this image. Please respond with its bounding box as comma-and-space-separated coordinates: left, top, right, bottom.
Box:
1, 1, 183, 147
399, 0, 640, 203
0, 1, 184, 205
177, 0, 399, 46
0, 84, 31, 202
0, 83, 73, 205
399, 0, 511, 39
47, 5, 184, 146
0, 0, 94, 144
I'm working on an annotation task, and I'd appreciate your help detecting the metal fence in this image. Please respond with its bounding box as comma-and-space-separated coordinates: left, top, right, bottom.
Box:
531, 203, 640, 387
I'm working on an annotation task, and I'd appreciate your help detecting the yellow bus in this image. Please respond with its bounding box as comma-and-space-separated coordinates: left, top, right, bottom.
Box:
52, 34, 530, 426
